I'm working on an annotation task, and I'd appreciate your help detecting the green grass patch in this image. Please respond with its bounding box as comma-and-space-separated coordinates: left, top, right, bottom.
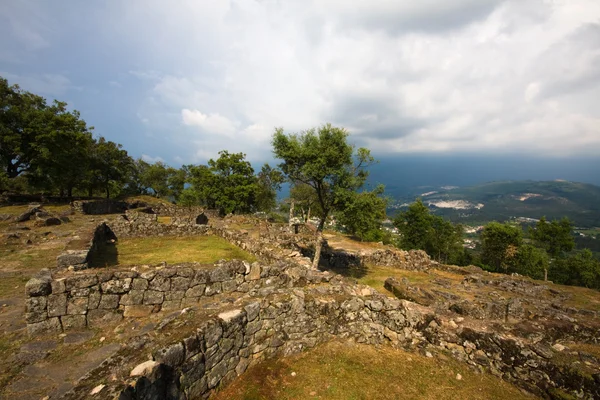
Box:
111, 236, 257, 266
213, 340, 536, 400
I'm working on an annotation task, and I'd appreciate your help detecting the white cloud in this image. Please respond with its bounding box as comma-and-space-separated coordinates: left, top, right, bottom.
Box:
2, 0, 600, 161
181, 109, 239, 137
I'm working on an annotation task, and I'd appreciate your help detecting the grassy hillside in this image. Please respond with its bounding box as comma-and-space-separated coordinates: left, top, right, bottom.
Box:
390, 180, 600, 228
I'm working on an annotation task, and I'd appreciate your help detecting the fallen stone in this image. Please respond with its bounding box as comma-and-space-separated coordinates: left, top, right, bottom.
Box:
90, 384, 105, 395
130, 360, 160, 377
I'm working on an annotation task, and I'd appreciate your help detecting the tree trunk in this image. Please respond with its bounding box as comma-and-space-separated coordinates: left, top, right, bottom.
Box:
306, 206, 311, 222
312, 230, 323, 270
288, 200, 295, 232
544, 268, 548, 281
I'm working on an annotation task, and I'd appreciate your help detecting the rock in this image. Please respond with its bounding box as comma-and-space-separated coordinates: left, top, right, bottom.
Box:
101, 278, 132, 294
552, 343, 566, 352
47, 294, 67, 317
218, 309, 243, 323
26, 277, 52, 297
130, 360, 160, 377
42, 217, 62, 226
154, 342, 185, 367
90, 384, 105, 395
16, 207, 39, 222
62, 315, 87, 330
27, 317, 62, 336
456, 373, 462, 380
57, 251, 89, 268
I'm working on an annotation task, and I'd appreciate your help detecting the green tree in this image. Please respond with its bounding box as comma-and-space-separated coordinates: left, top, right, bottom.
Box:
393, 199, 432, 250
427, 215, 464, 264
272, 124, 376, 268
336, 185, 388, 242
255, 163, 284, 212
480, 222, 523, 273
530, 216, 575, 258
551, 249, 600, 289
530, 216, 575, 281
90, 137, 133, 199
0, 77, 46, 179
28, 102, 95, 196
207, 151, 258, 215
512, 244, 549, 280
289, 182, 322, 222
393, 199, 464, 263
185, 164, 218, 208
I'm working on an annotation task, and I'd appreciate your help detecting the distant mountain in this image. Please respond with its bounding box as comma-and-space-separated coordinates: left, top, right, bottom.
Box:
388, 180, 600, 228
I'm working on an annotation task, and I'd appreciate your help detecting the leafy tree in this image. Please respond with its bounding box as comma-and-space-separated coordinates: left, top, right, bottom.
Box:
207, 151, 258, 215
0, 77, 47, 179
393, 199, 432, 250
90, 137, 133, 199
512, 244, 549, 280
185, 164, 218, 208
28, 102, 95, 196
255, 163, 284, 212
178, 187, 201, 208
480, 222, 523, 272
272, 124, 376, 268
530, 216, 575, 258
550, 249, 600, 289
393, 199, 464, 263
139, 161, 172, 198
427, 215, 464, 264
336, 185, 388, 241
289, 182, 322, 222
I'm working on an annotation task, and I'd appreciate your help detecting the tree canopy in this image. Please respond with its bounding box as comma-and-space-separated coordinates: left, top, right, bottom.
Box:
272, 124, 379, 267
393, 199, 464, 264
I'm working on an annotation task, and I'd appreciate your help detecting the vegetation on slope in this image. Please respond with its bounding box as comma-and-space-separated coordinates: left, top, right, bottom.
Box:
213, 340, 536, 400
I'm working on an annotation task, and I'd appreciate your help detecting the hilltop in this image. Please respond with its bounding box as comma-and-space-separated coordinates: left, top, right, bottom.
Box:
389, 180, 600, 228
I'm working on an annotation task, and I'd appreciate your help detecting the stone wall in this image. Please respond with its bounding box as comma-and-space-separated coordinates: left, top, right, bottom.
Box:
111, 280, 599, 400
56, 222, 117, 270
24, 259, 326, 336
72, 199, 129, 215
110, 216, 211, 238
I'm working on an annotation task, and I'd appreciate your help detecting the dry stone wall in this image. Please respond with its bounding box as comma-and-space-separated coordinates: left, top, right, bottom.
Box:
109, 280, 599, 400
24, 259, 327, 336
72, 199, 129, 215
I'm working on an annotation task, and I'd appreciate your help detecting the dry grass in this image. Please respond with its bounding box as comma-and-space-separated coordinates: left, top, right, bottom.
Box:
0, 204, 71, 216
112, 236, 257, 266
157, 216, 172, 224
213, 340, 537, 400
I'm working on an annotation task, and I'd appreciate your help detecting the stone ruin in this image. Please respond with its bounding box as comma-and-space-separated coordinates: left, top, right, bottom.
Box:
20, 202, 600, 399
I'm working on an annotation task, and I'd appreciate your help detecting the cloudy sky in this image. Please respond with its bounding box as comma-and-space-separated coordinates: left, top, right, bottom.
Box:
1, 0, 599, 167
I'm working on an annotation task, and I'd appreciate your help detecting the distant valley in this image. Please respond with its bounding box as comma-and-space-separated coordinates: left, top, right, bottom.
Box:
388, 180, 600, 229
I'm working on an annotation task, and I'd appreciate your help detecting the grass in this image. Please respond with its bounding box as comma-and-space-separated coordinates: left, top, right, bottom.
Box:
157, 216, 172, 224
0, 204, 71, 216
109, 235, 257, 266
213, 340, 536, 400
